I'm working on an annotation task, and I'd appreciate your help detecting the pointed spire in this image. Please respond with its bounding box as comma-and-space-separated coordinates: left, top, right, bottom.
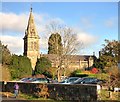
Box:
30, 4, 32, 12
27, 6, 35, 29
24, 6, 39, 39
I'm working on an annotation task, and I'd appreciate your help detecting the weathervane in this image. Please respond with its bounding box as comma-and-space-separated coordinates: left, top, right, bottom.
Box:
30, 4, 32, 12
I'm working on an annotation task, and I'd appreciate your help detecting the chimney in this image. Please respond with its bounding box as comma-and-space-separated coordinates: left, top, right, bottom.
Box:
99, 51, 101, 57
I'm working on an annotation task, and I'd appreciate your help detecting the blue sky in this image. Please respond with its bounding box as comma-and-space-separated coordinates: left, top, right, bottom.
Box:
1, 2, 118, 57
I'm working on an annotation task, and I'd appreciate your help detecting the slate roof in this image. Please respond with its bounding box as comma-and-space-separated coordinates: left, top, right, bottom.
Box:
40, 54, 94, 61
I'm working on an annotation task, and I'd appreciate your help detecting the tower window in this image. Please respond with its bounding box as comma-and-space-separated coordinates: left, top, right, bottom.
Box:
30, 29, 35, 36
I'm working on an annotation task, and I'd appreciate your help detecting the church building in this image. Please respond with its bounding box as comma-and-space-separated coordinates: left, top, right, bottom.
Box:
23, 8, 95, 71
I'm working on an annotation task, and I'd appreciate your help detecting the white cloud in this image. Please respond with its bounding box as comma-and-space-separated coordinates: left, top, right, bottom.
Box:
71, 27, 98, 47
0, 12, 28, 32
1, 35, 24, 55
77, 32, 98, 47
0, 12, 46, 33
40, 37, 48, 53
1, 34, 48, 55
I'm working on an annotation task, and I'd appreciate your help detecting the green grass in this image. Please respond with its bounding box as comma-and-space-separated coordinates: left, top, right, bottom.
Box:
98, 90, 120, 101
19, 93, 50, 100
19, 93, 65, 101
75, 73, 109, 81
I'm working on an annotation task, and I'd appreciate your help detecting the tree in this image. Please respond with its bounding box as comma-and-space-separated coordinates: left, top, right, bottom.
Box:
10, 55, 32, 79
34, 57, 52, 75
46, 22, 83, 82
48, 33, 62, 55
46, 67, 57, 79
0, 41, 11, 65
93, 57, 106, 72
0, 41, 12, 81
58, 27, 82, 81
99, 39, 120, 88
100, 39, 119, 71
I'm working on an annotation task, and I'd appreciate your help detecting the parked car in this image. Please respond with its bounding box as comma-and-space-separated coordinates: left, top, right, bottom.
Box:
47, 78, 58, 83
72, 77, 103, 84
19, 77, 34, 82
114, 87, 120, 92
31, 78, 49, 83
59, 77, 80, 84
90, 79, 106, 84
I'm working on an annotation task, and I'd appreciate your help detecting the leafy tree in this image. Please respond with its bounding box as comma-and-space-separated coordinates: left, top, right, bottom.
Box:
98, 39, 120, 88
48, 33, 63, 55
93, 39, 119, 73
34, 57, 52, 75
100, 39, 119, 71
0, 41, 11, 65
10, 55, 32, 79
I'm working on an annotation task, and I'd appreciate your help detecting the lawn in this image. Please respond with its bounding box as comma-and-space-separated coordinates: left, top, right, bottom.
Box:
98, 90, 120, 101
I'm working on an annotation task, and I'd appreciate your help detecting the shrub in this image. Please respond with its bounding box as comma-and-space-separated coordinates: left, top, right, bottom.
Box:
9, 55, 32, 79
34, 84, 49, 98
34, 57, 52, 75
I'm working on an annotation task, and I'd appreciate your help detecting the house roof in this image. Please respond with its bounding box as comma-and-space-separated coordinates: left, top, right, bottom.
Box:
40, 54, 94, 61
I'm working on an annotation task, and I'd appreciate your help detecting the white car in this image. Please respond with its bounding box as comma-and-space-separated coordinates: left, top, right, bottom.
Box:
114, 87, 120, 92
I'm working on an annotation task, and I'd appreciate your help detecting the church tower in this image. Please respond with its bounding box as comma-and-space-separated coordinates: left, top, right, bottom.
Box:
23, 7, 40, 70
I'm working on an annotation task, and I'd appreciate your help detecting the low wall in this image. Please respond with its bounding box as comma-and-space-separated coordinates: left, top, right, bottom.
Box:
1, 81, 97, 101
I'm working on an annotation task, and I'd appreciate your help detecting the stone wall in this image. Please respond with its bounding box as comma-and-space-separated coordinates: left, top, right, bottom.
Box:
1, 81, 97, 101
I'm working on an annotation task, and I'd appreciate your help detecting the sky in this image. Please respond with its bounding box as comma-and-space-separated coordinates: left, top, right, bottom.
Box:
1, 2, 118, 57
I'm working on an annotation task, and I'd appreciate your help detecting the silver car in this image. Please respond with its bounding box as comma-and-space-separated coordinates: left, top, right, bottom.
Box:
59, 77, 80, 84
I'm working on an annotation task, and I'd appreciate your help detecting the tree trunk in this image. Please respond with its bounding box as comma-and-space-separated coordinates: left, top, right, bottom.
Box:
57, 69, 61, 82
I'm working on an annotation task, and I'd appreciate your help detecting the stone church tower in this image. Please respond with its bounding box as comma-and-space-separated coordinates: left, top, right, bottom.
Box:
23, 7, 40, 70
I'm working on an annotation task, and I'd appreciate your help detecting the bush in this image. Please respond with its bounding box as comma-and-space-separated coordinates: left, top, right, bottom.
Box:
34, 84, 49, 98
34, 57, 52, 75
9, 55, 32, 79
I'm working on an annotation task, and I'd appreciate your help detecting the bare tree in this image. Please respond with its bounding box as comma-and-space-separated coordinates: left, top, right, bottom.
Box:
46, 20, 64, 34
46, 21, 83, 82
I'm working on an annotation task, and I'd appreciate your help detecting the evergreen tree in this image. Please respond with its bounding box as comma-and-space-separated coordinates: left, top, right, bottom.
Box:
10, 55, 32, 79
34, 57, 52, 75
48, 33, 63, 55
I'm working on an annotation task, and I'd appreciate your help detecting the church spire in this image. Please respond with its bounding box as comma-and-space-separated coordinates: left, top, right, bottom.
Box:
23, 7, 40, 70
25, 7, 39, 38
